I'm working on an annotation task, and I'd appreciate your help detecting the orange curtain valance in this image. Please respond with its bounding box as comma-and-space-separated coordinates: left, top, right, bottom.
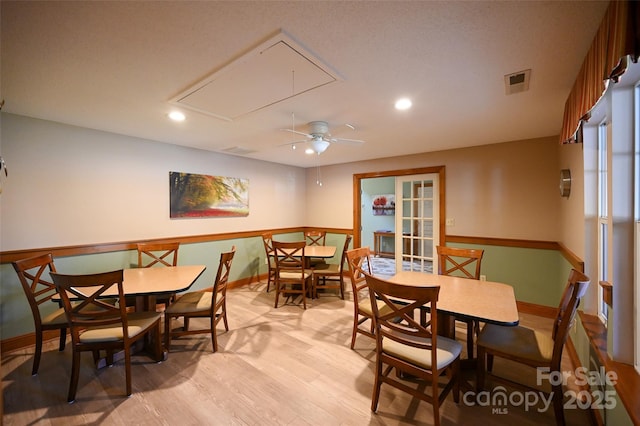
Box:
561, 0, 640, 144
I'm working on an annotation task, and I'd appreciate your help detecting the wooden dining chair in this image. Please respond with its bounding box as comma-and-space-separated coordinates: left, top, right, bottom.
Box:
312, 234, 352, 299
304, 229, 327, 267
436, 245, 484, 359
345, 247, 393, 349
164, 246, 236, 352
365, 273, 461, 426
476, 268, 590, 426
261, 232, 277, 292
12, 253, 68, 375
135, 242, 180, 309
50, 269, 163, 403
273, 240, 313, 309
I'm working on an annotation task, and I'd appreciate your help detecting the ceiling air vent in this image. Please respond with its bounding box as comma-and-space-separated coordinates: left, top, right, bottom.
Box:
504, 69, 531, 95
222, 146, 256, 155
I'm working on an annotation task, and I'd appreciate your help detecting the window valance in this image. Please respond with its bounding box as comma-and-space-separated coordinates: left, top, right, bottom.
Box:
561, 0, 640, 144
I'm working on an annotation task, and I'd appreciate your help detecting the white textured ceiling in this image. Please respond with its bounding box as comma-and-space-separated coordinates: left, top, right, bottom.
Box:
1, 1, 609, 168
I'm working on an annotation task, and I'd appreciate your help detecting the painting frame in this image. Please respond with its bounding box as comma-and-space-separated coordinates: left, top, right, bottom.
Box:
169, 171, 249, 218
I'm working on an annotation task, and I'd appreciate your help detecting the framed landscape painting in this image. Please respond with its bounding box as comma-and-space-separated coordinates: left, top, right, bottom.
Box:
170, 171, 249, 218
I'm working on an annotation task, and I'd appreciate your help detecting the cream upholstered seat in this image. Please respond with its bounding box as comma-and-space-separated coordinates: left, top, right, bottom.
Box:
365, 273, 461, 426
273, 240, 313, 309
312, 234, 352, 299
50, 269, 163, 403
476, 268, 590, 426
435, 245, 484, 359
12, 253, 68, 375
164, 247, 235, 352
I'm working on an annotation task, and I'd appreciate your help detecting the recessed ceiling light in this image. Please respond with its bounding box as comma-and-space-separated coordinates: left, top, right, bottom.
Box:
395, 98, 412, 110
168, 111, 186, 122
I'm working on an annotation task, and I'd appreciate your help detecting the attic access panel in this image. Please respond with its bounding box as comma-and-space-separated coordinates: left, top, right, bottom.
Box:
171, 31, 341, 121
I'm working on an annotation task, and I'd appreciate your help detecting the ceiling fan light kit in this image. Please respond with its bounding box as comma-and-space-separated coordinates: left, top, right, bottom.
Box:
280, 120, 365, 155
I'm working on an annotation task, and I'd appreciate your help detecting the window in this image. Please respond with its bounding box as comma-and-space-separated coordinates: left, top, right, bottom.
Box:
597, 121, 609, 326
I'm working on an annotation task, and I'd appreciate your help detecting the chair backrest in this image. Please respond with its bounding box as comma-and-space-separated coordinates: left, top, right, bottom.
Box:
551, 269, 590, 366
338, 234, 353, 272
305, 230, 326, 246
212, 246, 236, 307
273, 240, 307, 278
436, 246, 484, 279
137, 242, 179, 268
261, 232, 275, 266
12, 253, 58, 323
346, 247, 373, 304
50, 270, 128, 342
365, 273, 441, 369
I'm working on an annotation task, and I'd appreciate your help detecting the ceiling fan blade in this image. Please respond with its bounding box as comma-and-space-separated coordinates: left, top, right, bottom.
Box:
278, 139, 309, 147
330, 137, 365, 145
280, 128, 312, 138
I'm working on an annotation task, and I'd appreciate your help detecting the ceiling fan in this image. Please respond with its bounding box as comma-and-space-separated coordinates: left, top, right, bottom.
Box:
280, 120, 365, 154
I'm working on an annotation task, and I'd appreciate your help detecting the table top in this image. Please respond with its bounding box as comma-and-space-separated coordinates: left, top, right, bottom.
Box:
388, 271, 519, 326
304, 245, 336, 258
120, 264, 206, 296
57, 265, 207, 299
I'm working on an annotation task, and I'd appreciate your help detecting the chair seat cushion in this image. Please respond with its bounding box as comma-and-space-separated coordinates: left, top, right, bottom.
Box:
279, 271, 311, 279
383, 332, 462, 370
42, 307, 68, 326
79, 311, 161, 343
42, 301, 114, 326
165, 291, 212, 314
478, 323, 554, 364
358, 299, 394, 316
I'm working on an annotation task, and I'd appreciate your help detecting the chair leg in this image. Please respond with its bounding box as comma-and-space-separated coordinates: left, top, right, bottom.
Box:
32, 329, 43, 376
274, 283, 281, 308
432, 375, 441, 426
124, 346, 132, 397
152, 322, 162, 362
466, 321, 474, 359
371, 357, 383, 412
211, 315, 218, 352
222, 304, 229, 332
350, 312, 359, 349
68, 350, 81, 403
58, 327, 67, 351
476, 346, 485, 392
552, 383, 566, 426
164, 314, 172, 351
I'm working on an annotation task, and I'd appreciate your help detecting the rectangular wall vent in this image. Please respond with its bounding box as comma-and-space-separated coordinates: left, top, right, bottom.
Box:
504, 69, 531, 95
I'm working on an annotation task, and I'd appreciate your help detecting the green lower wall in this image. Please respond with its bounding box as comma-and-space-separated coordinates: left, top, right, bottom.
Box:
450, 242, 573, 307
0, 232, 301, 340
0, 236, 573, 340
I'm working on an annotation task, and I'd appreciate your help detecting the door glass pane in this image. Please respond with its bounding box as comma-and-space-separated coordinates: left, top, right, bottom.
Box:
395, 174, 439, 274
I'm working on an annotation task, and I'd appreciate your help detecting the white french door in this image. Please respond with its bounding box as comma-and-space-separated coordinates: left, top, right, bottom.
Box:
394, 174, 439, 274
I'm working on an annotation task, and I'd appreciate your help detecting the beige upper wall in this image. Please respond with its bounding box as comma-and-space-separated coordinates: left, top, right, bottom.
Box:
306, 136, 563, 243
0, 113, 307, 251
1, 113, 571, 254
558, 142, 586, 259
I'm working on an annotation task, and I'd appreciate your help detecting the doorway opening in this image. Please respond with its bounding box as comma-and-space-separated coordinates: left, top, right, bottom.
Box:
353, 166, 446, 274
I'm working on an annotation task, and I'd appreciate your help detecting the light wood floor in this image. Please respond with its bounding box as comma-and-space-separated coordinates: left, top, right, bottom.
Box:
2, 280, 593, 425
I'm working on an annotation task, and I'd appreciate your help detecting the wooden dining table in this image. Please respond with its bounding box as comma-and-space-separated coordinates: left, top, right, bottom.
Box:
388, 271, 520, 334
387, 271, 519, 377
388, 270, 519, 367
